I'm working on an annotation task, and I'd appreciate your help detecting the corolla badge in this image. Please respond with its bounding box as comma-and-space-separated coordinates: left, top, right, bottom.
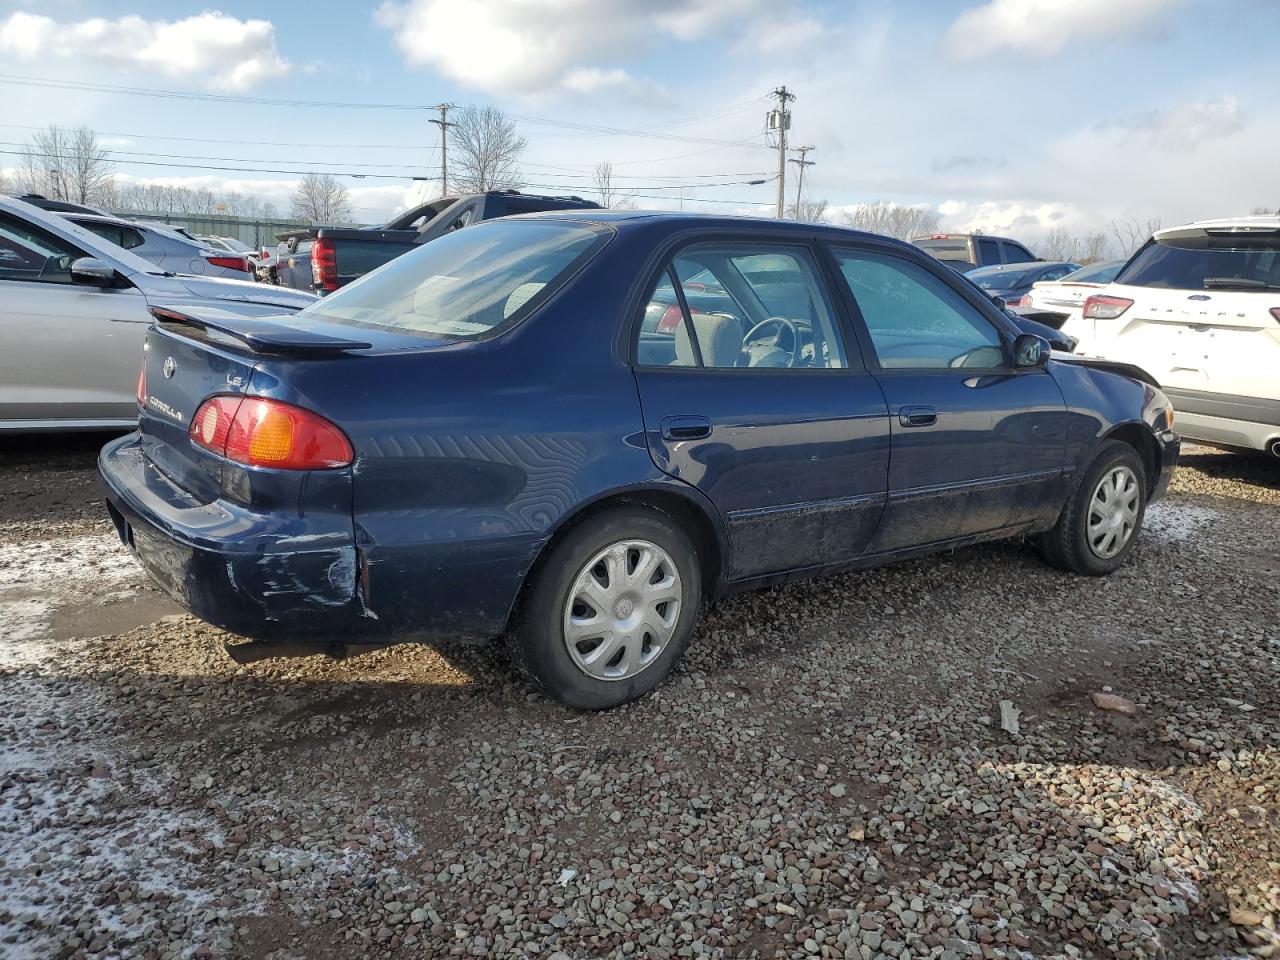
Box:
162, 356, 177, 378
146, 395, 184, 423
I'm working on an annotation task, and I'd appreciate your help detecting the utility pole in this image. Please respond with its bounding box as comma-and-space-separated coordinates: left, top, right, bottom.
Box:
428, 103, 457, 199
788, 146, 815, 219
768, 86, 794, 218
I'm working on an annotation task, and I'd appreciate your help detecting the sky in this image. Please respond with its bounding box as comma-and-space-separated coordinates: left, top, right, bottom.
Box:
1, 0, 1277, 249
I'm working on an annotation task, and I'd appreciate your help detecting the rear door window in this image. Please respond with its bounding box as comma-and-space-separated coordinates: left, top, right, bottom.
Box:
1002, 242, 1035, 264
977, 237, 1000, 264
638, 243, 848, 370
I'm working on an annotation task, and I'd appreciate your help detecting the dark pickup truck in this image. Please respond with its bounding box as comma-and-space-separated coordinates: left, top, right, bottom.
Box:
272, 190, 601, 294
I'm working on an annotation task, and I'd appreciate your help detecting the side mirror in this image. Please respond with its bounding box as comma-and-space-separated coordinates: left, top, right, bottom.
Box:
1013, 333, 1051, 368
70, 257, 118, 288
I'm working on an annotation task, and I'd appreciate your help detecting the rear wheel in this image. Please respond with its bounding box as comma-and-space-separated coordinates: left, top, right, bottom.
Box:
1037, 440, 1147, 576
509, 506, 701, 709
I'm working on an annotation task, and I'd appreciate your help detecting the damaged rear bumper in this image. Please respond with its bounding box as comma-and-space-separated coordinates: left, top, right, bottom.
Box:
99, 433, 365, 638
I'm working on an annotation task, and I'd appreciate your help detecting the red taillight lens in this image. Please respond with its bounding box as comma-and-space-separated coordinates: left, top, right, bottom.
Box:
206, 255, 251, 273
1082, 295, 1134, 320
190, 396, 353, 470
311, 239, 337, 292
1270, 307, 1280, 324
1013, 294, 1030, 308
136, 361, 146, 406
656, 306, 683, 333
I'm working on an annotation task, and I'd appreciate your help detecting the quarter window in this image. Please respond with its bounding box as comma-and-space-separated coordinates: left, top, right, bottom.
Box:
834, 249, 1006, 370
637, 244, 848, 370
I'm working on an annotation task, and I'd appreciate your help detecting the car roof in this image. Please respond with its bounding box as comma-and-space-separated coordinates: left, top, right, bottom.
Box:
1157, 215, 1280, 237
505, 209, 924, 249
0, 194, 166, 275
910, 233, 1024, 243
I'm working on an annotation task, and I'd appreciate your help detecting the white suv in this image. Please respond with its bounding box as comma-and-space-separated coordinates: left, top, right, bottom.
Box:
1079, 216, 1280, 458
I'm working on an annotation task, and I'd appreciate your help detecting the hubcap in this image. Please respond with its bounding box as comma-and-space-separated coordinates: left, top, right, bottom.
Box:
1087, 465, 1141, 559
563, 539, 682, 682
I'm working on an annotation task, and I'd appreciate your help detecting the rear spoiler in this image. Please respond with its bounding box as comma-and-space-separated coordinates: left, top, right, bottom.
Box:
1049, 352, 1161, 388
150, 306, 372, 355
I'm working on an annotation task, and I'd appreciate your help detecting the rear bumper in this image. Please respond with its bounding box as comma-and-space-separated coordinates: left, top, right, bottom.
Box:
99, 433, 364, 638
1163, 388, 1280, 454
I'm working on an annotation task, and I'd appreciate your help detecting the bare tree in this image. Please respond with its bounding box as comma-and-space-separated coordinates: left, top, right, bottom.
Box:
291, 174, 351, 224
792, 197, 829, 223
1080, 232, 1111, 263
1109, 216, 1162, 257
448, 106, 527, 193
593, 161, 634, 209
19, 125, 114, 205
842, 200, 940, 241
1042, 227, 1080, 262
0, 167, 9, 195
1251, 205, 1278, 216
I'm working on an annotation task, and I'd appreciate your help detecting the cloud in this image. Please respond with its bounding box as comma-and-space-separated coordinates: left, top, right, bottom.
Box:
931, 155, 1007, 173
374, 0, 811, 94
944, 0, 1180, 61
0, 11, 290, 91
1093, 96, 1243, 150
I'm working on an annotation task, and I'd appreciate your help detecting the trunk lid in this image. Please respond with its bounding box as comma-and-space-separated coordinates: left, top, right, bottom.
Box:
138, 305, 380, 501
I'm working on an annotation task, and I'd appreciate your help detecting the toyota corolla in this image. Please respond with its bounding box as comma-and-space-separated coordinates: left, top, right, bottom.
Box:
100, 212, 1179, 709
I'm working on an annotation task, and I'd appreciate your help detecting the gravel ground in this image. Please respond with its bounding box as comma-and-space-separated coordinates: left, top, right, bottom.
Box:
0, 436, 1276, 960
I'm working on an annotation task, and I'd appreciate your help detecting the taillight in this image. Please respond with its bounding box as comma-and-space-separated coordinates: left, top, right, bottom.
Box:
1082, 295, 1134, 320
1270, 307, 1280, 324
205, 255, 251, 273
136, 361, 146, 406
189, 396, 353, 470
312, 239, 337, 292
656, 306, 683, 333
1014, 294, 1030, 308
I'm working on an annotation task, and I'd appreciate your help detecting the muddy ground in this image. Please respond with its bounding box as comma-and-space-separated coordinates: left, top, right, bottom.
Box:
0, 436, 1276, 960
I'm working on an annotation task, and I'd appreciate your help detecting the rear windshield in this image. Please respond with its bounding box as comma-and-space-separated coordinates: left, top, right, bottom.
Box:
299, 220, 607, 338
914, 239, 970, 260
1116, 231, 1280, 291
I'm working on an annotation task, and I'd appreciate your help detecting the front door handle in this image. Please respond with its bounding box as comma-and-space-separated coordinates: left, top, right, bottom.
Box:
661, 415, 712, 441
898, 405, 937, 428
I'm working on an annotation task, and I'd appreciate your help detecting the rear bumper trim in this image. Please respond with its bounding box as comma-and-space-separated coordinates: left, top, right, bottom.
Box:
99, 433, 362, 638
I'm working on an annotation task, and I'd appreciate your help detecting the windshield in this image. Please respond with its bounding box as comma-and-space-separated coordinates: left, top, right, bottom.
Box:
1116, 232, 1280, 290
299, 219, 607, 338
967, 265, 1040, 290
1062, 260, 1123, 283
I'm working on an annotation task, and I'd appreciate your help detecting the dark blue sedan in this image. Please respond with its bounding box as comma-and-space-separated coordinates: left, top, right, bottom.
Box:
100, 212, 1179, 708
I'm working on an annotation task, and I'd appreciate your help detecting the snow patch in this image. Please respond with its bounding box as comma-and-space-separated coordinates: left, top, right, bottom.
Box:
1143, 502, 1218, 544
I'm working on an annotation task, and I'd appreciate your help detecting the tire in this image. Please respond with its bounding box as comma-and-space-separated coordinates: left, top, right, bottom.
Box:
1037, 440, 1147, 576
508, 506, 702, 709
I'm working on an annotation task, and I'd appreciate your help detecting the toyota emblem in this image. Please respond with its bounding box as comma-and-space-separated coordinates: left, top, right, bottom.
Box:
162, 356, 177, 379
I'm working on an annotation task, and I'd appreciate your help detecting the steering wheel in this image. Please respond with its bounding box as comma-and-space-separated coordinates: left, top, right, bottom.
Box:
742, 317, 800, 368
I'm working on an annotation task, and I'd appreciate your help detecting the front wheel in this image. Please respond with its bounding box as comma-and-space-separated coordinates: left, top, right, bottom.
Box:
1037, 440, 1147, 576
509, 506, 702, 709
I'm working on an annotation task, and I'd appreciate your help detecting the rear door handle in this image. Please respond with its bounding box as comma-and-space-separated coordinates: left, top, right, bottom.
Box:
661, 415, 712, 441
898, 406, 937, 428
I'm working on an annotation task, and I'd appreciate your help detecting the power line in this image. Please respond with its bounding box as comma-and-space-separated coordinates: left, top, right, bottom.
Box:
0, 147, 777, 194
0, 73, 773, 150
0, 123, 770, 178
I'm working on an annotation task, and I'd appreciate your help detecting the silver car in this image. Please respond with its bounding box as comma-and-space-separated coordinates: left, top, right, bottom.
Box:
0, 196, 317, 431
59, 213, 257, 281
